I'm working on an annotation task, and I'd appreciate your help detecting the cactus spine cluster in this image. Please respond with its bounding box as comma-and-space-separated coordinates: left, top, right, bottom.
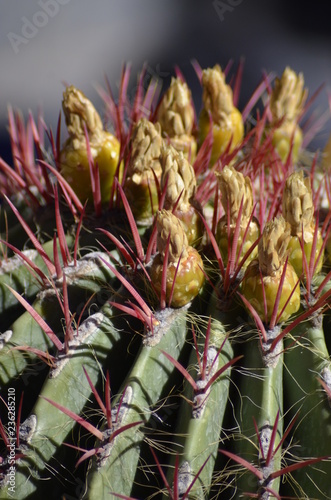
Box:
0, 61, 331, 500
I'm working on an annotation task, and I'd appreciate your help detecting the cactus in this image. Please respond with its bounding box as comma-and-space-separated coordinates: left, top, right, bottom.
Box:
0, 61, 331, 500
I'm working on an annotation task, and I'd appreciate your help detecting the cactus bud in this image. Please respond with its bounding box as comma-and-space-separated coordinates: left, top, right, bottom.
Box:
269, 67, 307, 163
216, 166, 260, 267
282, 170, 323, 276
124, 118, 164, 223
60, 85, 121, 204
156, 209, 189, 262
258, 217, 291, 275
241, 216, 300, 323
198, 65, 244, 165
156, 77, 197, 161
160, 145, 203, 246
270, 67, 306, 123
150, 210, 205, 308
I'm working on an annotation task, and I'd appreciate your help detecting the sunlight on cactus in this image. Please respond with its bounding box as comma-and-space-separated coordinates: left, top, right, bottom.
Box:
0, 61, 331, 500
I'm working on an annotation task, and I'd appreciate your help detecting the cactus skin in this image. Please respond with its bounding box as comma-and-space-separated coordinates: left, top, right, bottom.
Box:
162, 292, 236, 499
84, 306, 190, 498
1, 63, 331, 500
6, 305, 122, 499
284, 318, 331, 498
233, 332, 284, 498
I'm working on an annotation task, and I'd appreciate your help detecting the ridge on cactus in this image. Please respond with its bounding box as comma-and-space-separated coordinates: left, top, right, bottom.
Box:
0, 60, 331, 500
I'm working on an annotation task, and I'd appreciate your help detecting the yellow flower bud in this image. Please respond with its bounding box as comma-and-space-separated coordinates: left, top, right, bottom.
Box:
156, 77, 197, 161
241, 216, 300, 323
150, 210, 205, 308
124, 118, 164, 223
160, 145, 203, 246
198, 65, 244, 165
216, 166, 259, 267
60, 86, 122, 205
269, 67, 307, 163
282, 171, 323, 276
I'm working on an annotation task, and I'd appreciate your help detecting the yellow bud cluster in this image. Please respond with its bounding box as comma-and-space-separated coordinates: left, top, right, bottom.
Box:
282, 171, 314, 237
156, 77, 197, 160
151, 210, 204, 308
258, 217, 291, 276
216, 166, 259, 268
156, 77, 195, 138
123, 118, 164, 222
62, 85, 104, 146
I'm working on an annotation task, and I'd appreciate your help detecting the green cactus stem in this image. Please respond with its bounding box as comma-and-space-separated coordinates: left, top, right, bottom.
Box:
162, 292, 238, 499
0, 251, 117, 389
0, 301, 126, 499
284, 310, 331, 498
232, 330, 284, 499
0, 240, 56, 322
83, 305, 190, 499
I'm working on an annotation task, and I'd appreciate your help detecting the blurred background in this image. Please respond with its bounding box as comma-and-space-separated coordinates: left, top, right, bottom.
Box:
1, 0, 331, 163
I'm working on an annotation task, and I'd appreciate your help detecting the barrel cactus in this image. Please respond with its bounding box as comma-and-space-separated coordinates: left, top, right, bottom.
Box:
0, 61, 331, 500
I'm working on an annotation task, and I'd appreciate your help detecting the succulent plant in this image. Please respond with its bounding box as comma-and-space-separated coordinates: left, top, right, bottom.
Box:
0, 61, 331, 500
